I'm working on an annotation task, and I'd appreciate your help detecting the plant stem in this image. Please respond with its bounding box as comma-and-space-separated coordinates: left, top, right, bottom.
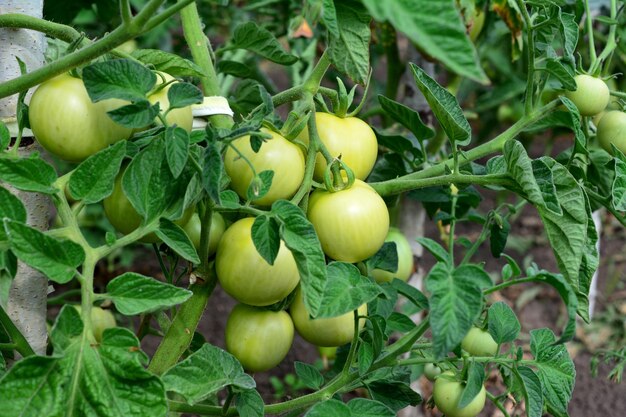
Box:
515, 0, 536, 114
486, 391, 511, 417
370, 173, 515, 197
483, 277, 536, 295
584, 0, 598, 73
0, 13, 82, 44
0, 303, 35, 357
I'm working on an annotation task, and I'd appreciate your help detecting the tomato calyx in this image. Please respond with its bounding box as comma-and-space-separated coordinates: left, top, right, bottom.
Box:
323, 158, 356, 192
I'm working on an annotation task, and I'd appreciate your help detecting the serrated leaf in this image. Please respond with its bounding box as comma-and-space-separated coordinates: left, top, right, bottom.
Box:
0, 187, 26, 242
3, 219, 84, 284
515, 366, 544, 417
107, 100, 160, 129
203, 140, 223, 205
488, 302, 520, 343
231, 22, 298, 65
378, 95, 434, 140
82, 59, 156, 102
236, 389, 264, 417
367, 381, 422, 412
294, 362, 324, 390
347, 398, 395, 417
132, 49, 205, 77
162, 343, 255, 405
415, 237, 451, 264
68, 141, 126, 204
366, 241, 398, 273
251, 215, 280, 265
305, 399, 351, 417
165, 126, 189, 179
167, 82, 203, 110
0, 156, 57, 193
107, 272, 192, 315
155, 218, 200, 264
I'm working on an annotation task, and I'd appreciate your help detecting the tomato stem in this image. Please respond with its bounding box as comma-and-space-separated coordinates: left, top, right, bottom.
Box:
515, 0, 536, 115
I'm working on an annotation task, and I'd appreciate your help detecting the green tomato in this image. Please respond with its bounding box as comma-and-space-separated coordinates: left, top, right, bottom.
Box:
182, 211, 226, 256
307, 179, 389, 263
73, 305, 116, 343
289, 288, 367, 347
433, 371, 486, 417
461, 326, 498, 356
216, 218, 300, 306
29, 74, 132, 162
424, 363, 442, 382
225, 304, 294, 372
297, 112, 378, 181
149, 73, 193, 131
103, 167, 193, 243
370, 227, 413, 283
224, 129, 305, 206
564, 74, 610, 116
597, 110, 626, 154
317, 346, 337, 360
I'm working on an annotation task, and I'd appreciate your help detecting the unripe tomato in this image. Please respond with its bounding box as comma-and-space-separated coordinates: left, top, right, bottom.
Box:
461, 327, 498, 356
289, 288, 367, 347
225, 304, 294, 372
73, 305, 116, 343
564, 74, 610, 116
433, 371, 486, 417
307, 180, 389, 263
149, 73, 193, 132
317, 346, 337, 360
216, 218, 300, 306
597, 110, 626, 154
423, 363, 442, 382
29, 74, 132, 162
224, 129, 305, 206
182, 211, 226, 256
103, 167, 193, 243
370, 227, 413, 283
297, 112, 378, 181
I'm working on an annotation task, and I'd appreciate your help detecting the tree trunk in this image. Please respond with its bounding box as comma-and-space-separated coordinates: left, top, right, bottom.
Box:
0, 0, 49, 355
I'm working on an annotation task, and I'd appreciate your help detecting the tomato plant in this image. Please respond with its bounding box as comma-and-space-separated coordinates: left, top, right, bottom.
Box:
215, 218, 300, 306
307, 179, 389, 263
225, 304, 294, 372
370, 227, 413, 283
182, 211, 226, 256
433, 371, 486, 417
149, 72, 193, 131
461, 327, 498, 357
28, 74, 132, 162
564, 74, 610, 116
597, 110, 626, 154
73, 305, 116, 343
423, 363, 442, 381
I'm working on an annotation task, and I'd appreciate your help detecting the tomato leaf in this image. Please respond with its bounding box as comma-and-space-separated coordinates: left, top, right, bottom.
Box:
357, 342, 375, 375
165, 126, 190, 179
0, 121, 9, 150
83, 59, 156, 102
458, 362, 485, 409
489, 216, 510, 258
378, 95, 435, 142
132, 49, 205, 77
235, 388, 264, 417
0, 187, 26, 242
513, 366, 544, 417
107, 99, 161, 128
385, 312, 416, 334
0, 306, 167, 417
230, 22, 298, 65
68, 140, 127, 204
366, 381, 422, 412
155, 218, 200, 264
316, 262, 381, 319
162, 343, 255, 405
347, 398, 395, 417
366, 241, 398, 273
3, 219, 84, 284
390, 279, 429, 312
251, 215, 280, 265
544, 58, 576, 91
246, 170, 274, 202
294, 362, 324, 390
166, 82, 203, 110
0, 156, 57, 194
415, 237, 450, 265
202, 139, 224, 205
305, 399, 351, 417
107, 272, 192, 315
611, 148, 626, 211
487, 302, 520, 344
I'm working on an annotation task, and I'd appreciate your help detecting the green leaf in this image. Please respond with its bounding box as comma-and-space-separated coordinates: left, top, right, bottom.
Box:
155, 218, 200, 264
251, 215, 281, 265
378, 95, 435, 141
386, 312, 416, 334
530, 328, 575, 416
0, 307, 166, 417
165, 126, 190, 179
488, 302, 520, 344
3, 219, 84, 284
203, 140, 224, 205
367, 381, 422, 412
347, 398, 395, 417
68, 141, 126, 204
390, 279, 429, 312
560, 13, 578, 59
246, 170, 274, 202
294, 362, 324, 390
236, 389, 264, 417
231, 22, 298, 65
611, 148, 626, 211
558, 96, 587, 155
410, 64, 472, 147
82, 59, 156, 102
0, 121, 9, 150
358, 342, 375, 375
107, 100, 160, 129
162, 343, 255, 405
426, 263, 486, 358
458, 362, 486, 408
514, 366, 544, 417
132, 49, 205, 77
545, 58, 576, 90
415, 237, 450, 265
0, 156, 57, 193
327, 0, 371, 84
364, 0, 488, 83
317, 262, 382, 318
489, 216, 510, 257
217, 60, 254, 78
271, 200, 327, 317
305, 399, 351, 417
167, 82, 203, 110
107, 272, 192, 315
366, 241, 398, 274
0, 187, 26, 242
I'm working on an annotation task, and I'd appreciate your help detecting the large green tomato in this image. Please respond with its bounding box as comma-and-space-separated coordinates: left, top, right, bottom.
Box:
216, 218, 300, 306
564, 74, 610, 116
597, 110, 626, 154
307, 179, 389, 263
103, 167, 193, 243
149, 73, 193, 131
73, 305, 116, 343
461, 326, 498, 356
298, 112, 378, 181
225, 304, 294, 372
433, 372, 486, 417
224, 129, 305, 206
289, 288, 367, 347
182, 211, 226, 256
29, 74, 132, 162
370, 227, 413, 283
